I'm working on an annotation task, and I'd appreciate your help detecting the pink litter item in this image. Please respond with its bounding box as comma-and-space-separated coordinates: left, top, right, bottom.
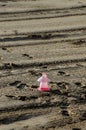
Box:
37, 72, 51, 92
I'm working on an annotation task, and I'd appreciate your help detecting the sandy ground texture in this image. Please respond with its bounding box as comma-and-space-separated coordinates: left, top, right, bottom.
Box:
0, 0, 86, 130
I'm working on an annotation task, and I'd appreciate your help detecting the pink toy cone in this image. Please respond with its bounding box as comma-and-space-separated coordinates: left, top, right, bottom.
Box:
37, 72, 51, 92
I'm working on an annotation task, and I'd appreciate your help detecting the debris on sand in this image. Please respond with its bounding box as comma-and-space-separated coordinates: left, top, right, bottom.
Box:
37, 72, 51, 92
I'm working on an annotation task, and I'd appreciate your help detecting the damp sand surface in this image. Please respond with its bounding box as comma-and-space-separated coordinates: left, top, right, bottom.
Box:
0, 0, 86, 130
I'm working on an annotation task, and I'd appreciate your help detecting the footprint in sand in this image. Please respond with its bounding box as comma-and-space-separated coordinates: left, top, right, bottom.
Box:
17, 83, 28, 90
72, 128, 81, 130
22, 53, 33, 59
74, 82, 82, 87
29, 70, 41, 76
1, 47, 12, 53
9, 81, 28, 89
61, 110, 69, 116
1, 4, 6, 7
58, 71, 70, 76
9, 81, 21, 86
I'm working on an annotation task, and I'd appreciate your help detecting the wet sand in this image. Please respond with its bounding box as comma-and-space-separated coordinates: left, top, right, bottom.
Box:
0, 0, 86, 130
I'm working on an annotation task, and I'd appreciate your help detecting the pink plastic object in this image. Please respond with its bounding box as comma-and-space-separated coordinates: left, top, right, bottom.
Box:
37, 72, 50, 92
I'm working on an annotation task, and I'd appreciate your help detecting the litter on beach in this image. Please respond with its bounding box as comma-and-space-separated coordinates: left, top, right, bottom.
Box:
37, 72, 51, 92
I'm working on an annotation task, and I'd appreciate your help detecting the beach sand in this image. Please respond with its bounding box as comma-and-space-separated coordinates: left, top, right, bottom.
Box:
0, 0, 86, 129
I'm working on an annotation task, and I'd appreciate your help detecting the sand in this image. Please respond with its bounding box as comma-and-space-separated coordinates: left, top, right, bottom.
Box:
0, 0, 86, 130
